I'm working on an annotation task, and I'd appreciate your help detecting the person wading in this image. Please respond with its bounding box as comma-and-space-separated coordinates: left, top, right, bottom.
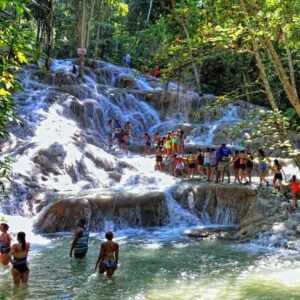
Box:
0, 222, 11, 266
70, 219, 89, 258
95, 231, 119, 278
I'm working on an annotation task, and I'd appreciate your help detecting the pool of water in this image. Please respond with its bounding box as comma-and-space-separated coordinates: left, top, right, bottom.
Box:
1, 227, 300, 300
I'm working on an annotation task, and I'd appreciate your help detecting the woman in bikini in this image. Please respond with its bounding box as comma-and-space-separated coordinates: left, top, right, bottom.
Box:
233, 150, 248, 183
9, 232, 30, 287
0, 223, 11, 266
272, 159, 286, 192
187, 151, 196, 179
95, 231, 119, 278
232, 150, 241, 184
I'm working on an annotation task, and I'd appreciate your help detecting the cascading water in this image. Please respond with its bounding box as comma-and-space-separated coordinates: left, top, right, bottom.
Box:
1, 59, 300, 299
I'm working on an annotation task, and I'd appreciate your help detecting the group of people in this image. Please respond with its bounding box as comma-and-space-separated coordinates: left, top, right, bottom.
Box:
0, 219, 119, 288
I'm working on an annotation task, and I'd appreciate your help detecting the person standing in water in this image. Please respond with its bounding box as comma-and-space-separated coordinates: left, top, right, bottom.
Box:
95, 231, 119, 278
9, 232, 30, 287
144, 133, 152, 156
0, 222, 11, 266
69, 219, 89, 258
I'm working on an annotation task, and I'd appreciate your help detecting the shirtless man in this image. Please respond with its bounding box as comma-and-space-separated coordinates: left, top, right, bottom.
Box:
95, 231, 119, 277
0, 223, 12, 266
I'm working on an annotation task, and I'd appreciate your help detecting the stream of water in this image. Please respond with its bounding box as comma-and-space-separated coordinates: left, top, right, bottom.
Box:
1, 226, 300, 300
1, 60, 300, 299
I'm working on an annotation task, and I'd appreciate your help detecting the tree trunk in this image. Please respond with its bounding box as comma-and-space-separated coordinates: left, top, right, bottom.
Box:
85, 0, 95, 52
147, 0, 154, 22
79, 0, 86, 79
265, 39, 300, 117
284, 33, 298, 98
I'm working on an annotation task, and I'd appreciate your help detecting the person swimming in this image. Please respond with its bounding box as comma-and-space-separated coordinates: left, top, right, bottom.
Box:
95, 231, 119, 278
0, 222, 11, 266
9, 232, 30, 287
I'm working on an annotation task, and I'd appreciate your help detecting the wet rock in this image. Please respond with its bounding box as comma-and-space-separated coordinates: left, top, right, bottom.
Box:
33, 143, 66, 175
34, 191, 168, 232
185, 230, 209, 238
114, 75, 137, 89
172, 183, 257, 225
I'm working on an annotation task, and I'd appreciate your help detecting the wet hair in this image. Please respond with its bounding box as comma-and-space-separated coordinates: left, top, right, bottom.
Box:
78, 219, 86, 227
0, 223, 9, 231
105, 231, 114, 240
107, 119, 112, 125
258, 149, 265, 157
292, 175, 297, 182
274, 159, 280, 166
17, 232, 26, 251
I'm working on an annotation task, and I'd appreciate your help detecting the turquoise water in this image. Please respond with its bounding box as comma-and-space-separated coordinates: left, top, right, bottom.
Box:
1, 228, 300, 300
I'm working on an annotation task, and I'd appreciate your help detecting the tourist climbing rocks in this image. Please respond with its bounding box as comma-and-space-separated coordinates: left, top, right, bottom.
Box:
107, 119, 114, 147
165, 135, 172, 159
232, 150, 241, 184
290, 175, 300, 211
178, 130, 185, 156
124, 54, 131, 67
246, 151, 254, 184
210, 148, 217, 182
197, 149, 204, 178
95, 231, 119, 278
69, 219, 89, 258
144, 133, 152, 156
173, 154, 186, 178
272, 159, 286, 193
153, 64, 161, 77
9, 232, 30, 287
0, 222, 11, 266
233, 150, 248, 184
203, 148, 211, 181
257, 149, 271, 186
216, 144, 232, 183
155, 146, 164, 171
187, 151, 196, 179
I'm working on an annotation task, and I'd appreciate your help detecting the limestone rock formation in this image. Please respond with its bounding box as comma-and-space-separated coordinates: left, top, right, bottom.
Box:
34, 191, 168, 232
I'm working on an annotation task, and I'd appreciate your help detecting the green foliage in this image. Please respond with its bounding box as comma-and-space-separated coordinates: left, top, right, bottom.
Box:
0, 156, 12, 198
0, 0, 34, 137
228, 109, 300, 157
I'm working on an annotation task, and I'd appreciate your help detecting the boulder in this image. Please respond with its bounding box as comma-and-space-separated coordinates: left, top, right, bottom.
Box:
34, 191, 168, 232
